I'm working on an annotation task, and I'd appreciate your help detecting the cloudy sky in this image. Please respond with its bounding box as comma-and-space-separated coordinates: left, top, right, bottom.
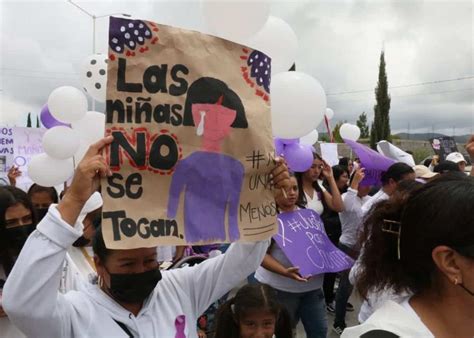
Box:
1, 0, 472, 135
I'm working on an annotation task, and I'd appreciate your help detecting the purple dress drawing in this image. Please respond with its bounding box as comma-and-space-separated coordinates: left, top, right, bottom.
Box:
167, 152, 244, 242
167, 77, 248, 243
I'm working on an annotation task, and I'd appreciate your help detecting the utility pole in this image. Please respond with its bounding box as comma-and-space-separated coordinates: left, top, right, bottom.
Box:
67, 0, 130, 111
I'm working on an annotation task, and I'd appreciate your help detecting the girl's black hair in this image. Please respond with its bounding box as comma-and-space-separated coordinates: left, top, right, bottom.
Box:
214, 283, 292, 338
356, 173, 474, 299
423, 158, 433, 168
0, 186, 37, 276
27, 184, 59, 204
338, 157, 351, 167
380, 162, 415, 186
294, 152, 327, 209
433, 160, 461, 174
183, 77, 247, 128
332, 165, 350, 193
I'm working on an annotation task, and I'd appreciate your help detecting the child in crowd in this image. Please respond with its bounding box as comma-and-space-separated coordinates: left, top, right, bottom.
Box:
214, 283, 292, 338
255, 173, 328, 338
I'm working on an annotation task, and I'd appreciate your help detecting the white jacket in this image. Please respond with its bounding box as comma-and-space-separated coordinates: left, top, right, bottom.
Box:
3, 206, 269, 338
342, 299, 434, 338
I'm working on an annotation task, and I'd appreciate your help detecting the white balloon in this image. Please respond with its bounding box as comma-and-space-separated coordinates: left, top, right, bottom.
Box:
271, 71, 327, 138
82, 54, 108, 102
300, 130, 319, 145
325, 108, 334, 120
201, 0, 270, 42
340, 123, 361, 141
28, 153, 74, 187
246, 16, 298, 75
48, 86, 88, 123
42, 126, 80, 160
72, 111, 106, 164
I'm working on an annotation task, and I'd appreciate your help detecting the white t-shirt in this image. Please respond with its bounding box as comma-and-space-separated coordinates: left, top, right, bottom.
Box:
399, 297, 433, 336
339, 188, 371, 247
304, 183, 327, 215
361, 189, 389, 216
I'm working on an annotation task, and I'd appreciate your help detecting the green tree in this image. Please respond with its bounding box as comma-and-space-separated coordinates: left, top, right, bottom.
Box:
356, 112, 370, 138
332, 121, 346, 143
319, 134, 330, 142
26, 112, 32, 127
370, 51, 391, 149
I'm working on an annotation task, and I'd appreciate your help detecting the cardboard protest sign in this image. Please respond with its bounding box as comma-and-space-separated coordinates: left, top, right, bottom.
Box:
430, 136, 459, 161
0, 127, 14, 186
344, 139, 395, 186
377, 140, 415, 167
103, 17, 276, 249
0, 127, 45, 190
274, 209, 354, 277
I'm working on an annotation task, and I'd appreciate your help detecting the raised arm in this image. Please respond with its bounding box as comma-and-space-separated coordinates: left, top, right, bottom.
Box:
2, 137, 113, 337
343, 168, 365, 213
321, 160, 344, 212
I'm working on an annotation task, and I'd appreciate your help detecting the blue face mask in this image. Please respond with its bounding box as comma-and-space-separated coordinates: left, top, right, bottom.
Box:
106, 268, 162, 303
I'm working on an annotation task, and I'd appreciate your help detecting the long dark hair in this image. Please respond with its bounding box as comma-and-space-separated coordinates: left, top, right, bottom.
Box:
331, 165, 350, 194
214, 283, 292, 338
356, 174, 473, 299
294, 153, 327, 209
0, 186, 37, 276
381, 162, 415, 186
27, 184, 59, 204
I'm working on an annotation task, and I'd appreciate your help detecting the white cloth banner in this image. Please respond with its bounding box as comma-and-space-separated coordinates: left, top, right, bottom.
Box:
377, 140, 415, 167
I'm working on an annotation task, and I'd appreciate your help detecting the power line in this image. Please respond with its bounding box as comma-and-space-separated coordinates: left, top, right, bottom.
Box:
1, 67, 79, 75
2, 73, 79, 81
327, 76, 474, 96
328, 87, 472, 104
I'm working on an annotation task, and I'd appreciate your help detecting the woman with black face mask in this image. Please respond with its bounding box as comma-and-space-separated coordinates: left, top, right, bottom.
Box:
2, 137, 291, 337
27, 184, 58, 222
0, 186, 37, 318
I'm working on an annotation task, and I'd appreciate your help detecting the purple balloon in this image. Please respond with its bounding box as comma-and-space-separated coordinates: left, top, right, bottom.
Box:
283, 143, 314, 172
274, 138, 299, 156
40, 104, 70, 129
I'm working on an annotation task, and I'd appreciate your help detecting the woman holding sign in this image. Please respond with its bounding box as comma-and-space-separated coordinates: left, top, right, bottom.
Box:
2, 137, 291, 338
255, 174, 328, 338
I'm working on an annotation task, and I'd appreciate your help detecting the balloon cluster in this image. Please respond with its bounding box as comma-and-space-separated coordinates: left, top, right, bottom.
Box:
30, 3, 343, 184
200, 1, 334, 170
30, 87, 105, 187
